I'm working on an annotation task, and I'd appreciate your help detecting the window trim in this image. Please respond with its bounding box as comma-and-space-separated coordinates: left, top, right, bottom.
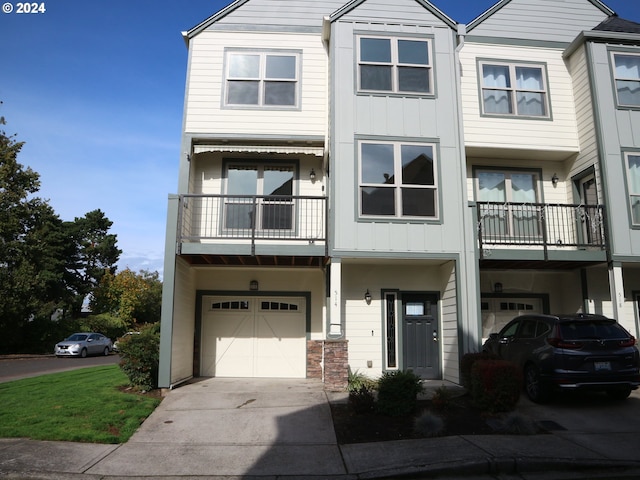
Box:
610, 51, 640, 110
357, 139, 439, 221
356, 35, 435, 96
623, 151, 640, 228
477, 59, 551, 119
222, 48, 302, 110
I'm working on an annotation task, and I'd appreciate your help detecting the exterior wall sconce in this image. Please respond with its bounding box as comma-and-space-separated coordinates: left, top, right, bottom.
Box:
364, 289, 372, 304
494, 282, 503, 293
310, 168, 316, 181
551, 173, 559, 186
250, 280, 259, 291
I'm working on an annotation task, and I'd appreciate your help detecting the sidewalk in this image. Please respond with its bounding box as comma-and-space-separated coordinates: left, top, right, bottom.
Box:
1, 378, 639, 479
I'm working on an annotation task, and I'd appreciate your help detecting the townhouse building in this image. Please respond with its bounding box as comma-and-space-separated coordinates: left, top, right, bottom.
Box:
158, 0, 640, 390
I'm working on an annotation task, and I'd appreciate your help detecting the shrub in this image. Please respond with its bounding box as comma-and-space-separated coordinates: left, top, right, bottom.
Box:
460, 352, 498, 389
414, 410, 444, 438
470, 359, 522, 413
498, 412, 538, 435
376, 370, 424, 416
348, 385, 375, 414
79, 313, 128, 342
347, 367, 377, 392
117, 323, 160, 391
430, 385, 453, 411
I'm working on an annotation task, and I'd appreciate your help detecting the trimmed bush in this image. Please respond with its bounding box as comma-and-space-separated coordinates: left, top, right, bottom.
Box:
414, 410, 444, 437
430, 385, 453, 411
376, 370, 424, 416
460, 352, 498, 389
117, 323, 159, 391
470, 359, 522, 413
348, 385, 375, 414
347, 367, 378, 392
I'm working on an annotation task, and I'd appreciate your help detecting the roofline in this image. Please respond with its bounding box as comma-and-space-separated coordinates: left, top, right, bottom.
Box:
564, 29, 640, 58
183, 0, 249, 46
329, 0, 457, 30
467, 0, 615, 33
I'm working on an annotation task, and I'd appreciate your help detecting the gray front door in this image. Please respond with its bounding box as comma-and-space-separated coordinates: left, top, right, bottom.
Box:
402, 293, 439, 379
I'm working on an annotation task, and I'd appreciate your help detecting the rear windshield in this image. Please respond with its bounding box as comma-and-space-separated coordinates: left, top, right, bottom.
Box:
560, 321, 627, 340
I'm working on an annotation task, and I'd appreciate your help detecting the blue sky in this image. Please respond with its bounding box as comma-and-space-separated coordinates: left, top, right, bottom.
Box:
1, 0, 638, 277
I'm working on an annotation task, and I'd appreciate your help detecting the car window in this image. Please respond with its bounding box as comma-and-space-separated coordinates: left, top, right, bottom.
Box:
89, 334, 99, 340
500, 320, 520, 338
67, 334, 87, 341
536, 321, 551, 337
560, 321, 627, 340
519, 320, 537, 339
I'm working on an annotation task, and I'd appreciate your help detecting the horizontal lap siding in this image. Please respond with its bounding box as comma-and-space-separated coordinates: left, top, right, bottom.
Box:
460, 42, 579, 153
469, 0, 608, 42
185, 31, 327, 136
440, 263, 458, 383
339, 0, 448, 25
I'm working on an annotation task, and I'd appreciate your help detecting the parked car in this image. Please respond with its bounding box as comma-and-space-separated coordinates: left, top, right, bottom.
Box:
483, 314, 640, 403
55, 332, 113, 358
112, 331, 140, 352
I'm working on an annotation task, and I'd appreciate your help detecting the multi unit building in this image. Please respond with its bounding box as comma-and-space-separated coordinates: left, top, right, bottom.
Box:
158, 0, 640, 390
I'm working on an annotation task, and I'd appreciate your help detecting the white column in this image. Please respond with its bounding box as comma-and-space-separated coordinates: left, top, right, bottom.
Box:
329, 259, 342, 337
608, 263, 630, 329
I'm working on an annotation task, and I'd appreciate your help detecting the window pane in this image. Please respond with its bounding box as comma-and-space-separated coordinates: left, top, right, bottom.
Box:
227, 81, 259, 105
266, 55, 296, 79
227, 167, 258, 195
360, 38, 391, 62
511, 173, 537, 203
483, 89, 512, 114
398, 67, 430, 93
398, 40, 429, 65
516, 67, 543, 90
361, 143, 394, 184
629, 155, 640, 224
261, 203, 293, 230
264, 168, 293, 196
362, 187, 395, 215
478, 172, 506, 201
264, 82, 295, 105
225, 203, 255, 229
483, 65, 510, 88
229, 54, 260, 78
616, 80, 640, 106
401, 145, 434, 185
615, 54, 640, 79
402, 188, 435, 216
516, 91, 546, 116
360, 65, 392, 91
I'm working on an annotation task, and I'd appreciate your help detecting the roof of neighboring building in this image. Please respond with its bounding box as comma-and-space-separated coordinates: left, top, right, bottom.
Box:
593, 15, 640, 34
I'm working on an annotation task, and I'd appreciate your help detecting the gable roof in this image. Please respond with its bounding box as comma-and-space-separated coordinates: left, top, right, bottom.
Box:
184, 0, 248, 40
328, 0, 457, 29
594, 15, 640, 34
467, 0, 615, 32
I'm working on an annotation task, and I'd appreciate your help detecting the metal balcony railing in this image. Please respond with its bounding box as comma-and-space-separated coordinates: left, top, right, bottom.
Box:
178, 194, 327, 250
477, 202, 606, 254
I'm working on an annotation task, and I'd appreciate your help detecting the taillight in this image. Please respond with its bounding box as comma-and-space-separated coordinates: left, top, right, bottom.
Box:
547, 337, 583, 349
619, 336, 637, 348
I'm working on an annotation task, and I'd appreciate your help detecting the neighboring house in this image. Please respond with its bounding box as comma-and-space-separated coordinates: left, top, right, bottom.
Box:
158, 0, 640, 390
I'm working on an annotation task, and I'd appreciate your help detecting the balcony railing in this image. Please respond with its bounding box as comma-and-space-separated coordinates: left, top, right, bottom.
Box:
477, 202, 606, 256
178, 194, 327, 254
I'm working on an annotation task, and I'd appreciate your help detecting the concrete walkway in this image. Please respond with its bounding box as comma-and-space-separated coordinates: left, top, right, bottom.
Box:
1, 378, 640, 479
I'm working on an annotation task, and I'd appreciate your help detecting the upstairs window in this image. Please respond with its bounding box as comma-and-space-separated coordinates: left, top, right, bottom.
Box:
359, 141, 438, 219
358, 37, 433, 95
612, 53, 640, 107
480, 62, 549, 117
225, 51, 299, 108
626, 153, 640, 225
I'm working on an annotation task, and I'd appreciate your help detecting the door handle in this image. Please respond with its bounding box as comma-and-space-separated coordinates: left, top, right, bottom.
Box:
433, 330, 438, 342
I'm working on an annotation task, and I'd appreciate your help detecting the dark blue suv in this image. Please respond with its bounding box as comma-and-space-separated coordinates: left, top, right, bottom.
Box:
483, 314, 640, 403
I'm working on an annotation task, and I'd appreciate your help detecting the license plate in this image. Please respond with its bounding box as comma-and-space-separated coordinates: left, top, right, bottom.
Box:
594, 361, 611, 371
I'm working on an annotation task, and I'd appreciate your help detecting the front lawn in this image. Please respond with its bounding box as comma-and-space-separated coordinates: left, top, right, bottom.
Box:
0, 365, 161, 443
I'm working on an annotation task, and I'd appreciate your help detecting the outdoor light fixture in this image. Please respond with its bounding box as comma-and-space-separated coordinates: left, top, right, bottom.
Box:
250, 280, 259, 291
494, 282, 503, 293
310, 168, 316, 181
364, 289, 372, 304
551, 173, 559, 186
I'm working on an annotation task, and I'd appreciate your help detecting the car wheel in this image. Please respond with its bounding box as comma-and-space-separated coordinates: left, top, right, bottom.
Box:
103, 347, 110, 356
80, 348, 88, 358
525, 364, 550, 403
606, 387, 632, 401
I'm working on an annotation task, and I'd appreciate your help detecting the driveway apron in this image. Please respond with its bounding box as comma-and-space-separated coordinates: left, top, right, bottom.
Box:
86, 377, 346, 477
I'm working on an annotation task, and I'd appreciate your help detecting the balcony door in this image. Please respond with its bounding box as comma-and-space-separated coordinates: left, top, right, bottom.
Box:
225, 164, 294, 232
576, 173, 599, 244
477, 170, 540, 240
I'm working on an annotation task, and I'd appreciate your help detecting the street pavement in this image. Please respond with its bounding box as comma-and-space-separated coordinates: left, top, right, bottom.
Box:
1, 377, 640, 479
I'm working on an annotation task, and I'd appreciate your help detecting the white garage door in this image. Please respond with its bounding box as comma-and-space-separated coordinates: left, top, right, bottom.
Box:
201, 296, 306, 378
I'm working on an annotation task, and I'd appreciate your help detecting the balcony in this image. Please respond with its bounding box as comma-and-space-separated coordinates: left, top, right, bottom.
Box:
476, 202, 607, 268
177, 194, 327, 265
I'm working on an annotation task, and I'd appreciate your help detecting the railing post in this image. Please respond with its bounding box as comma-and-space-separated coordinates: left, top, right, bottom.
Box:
540, 205, 549, 261
251, 196, 257, 256
476, 203, 484, 260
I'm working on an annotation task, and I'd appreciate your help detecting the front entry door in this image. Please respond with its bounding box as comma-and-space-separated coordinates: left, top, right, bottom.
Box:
402, 293, 439, 379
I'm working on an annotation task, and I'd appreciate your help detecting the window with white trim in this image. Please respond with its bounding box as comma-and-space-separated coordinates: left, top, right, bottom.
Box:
479, 61, 549, 117
626, 153, 640, 225
358, 37, 433, 95
225, 51, 299, 107
359, 141, 437, 219
612, 53, 640, 107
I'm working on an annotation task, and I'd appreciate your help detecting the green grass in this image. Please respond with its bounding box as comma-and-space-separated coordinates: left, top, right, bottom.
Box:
0, 365, 161, 444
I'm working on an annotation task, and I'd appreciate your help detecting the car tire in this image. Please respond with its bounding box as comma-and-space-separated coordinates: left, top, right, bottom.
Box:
525, 364, 550, 403
606, 387, 632, 401
80, 348, 88, 358
103, 347, 110, 356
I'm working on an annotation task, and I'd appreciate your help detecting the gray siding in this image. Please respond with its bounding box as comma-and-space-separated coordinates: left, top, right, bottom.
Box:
339, 0, 449, 26
469, 0, 608, 43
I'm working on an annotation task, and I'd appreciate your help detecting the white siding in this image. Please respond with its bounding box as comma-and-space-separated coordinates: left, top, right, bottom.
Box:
171, 258, 197, 384
468, 0, 608, 43
460, 42, 579, 155
185, 31, 327, 137
440, 262, 459, 383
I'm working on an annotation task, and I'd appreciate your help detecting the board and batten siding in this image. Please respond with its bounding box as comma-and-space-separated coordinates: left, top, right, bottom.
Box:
460, 42, 580, 155
185, 31, 327, 137
468, 0, 608, 43
171, 257, 197, 385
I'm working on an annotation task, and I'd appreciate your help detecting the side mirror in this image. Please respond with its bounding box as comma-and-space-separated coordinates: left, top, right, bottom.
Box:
489, 333, 499, 340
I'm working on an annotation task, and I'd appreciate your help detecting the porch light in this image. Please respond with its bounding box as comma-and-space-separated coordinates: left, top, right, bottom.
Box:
309, 168, 316, 181
364, 289, 372, 304
551, 173, 559, 187
250, 280, 259, 291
